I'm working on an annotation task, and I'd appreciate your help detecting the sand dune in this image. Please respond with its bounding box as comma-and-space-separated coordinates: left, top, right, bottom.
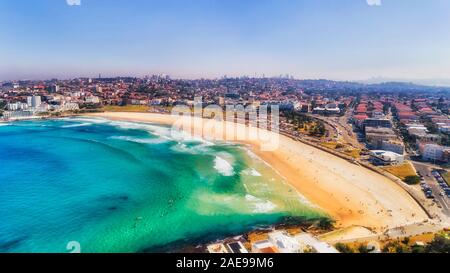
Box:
87, 112, 429, 232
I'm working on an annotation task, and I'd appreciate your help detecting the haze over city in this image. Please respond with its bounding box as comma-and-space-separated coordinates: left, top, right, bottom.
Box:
1, 0, 450, 257
1, 0, 449, 84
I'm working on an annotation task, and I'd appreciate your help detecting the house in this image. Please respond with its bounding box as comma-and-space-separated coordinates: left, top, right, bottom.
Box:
251, 240, 279, 253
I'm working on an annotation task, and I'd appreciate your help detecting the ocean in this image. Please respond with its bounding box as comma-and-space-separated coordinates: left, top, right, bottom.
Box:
0, 117, 324, 253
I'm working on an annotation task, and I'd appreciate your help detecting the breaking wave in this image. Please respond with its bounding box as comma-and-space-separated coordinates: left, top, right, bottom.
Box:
245, 194, 277, 213
214, 156, 234, 176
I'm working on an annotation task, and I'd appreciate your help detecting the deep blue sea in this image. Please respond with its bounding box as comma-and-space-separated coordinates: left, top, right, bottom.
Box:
0, 118, 322, 253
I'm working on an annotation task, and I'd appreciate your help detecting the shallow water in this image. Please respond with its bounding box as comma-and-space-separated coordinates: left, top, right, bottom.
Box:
0, 117, 324, 253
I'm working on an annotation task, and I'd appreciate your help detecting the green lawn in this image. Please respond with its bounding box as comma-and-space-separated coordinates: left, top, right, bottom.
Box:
383, 161, 417, 180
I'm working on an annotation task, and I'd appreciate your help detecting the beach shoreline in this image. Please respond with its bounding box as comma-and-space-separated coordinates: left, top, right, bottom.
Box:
85, 112, 430, 233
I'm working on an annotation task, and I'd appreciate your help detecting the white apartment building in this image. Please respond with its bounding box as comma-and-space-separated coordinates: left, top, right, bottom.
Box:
420, 144, 448, 162
27, 96, 42, 108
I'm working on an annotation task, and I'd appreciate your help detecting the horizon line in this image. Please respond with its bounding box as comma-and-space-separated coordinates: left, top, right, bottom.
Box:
2, 75, 450, 88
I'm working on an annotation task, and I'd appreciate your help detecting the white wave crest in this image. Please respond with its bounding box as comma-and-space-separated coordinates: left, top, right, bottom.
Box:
62, 122, 92, 128
214, 156, 234, 176
62, 117, 109, 124
171, 142, 213, 154
109, 136, 168, 145
242, 168, 262, 177
245, 194, 277, 213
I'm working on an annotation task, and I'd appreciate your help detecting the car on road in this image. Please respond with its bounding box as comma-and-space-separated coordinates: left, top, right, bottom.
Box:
424, 188, 434, 197
444, 189, 450, 196
426, 193, 435, 199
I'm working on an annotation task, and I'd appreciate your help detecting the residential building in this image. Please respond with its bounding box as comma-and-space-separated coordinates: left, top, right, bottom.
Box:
381, 140, 405, 155
27, 95, 42, 108
363, 118, 392, 129
420, 144, 450, 162
365, 127, 397, 149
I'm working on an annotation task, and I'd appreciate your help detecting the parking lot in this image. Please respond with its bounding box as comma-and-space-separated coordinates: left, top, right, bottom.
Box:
413, 161, 450, 216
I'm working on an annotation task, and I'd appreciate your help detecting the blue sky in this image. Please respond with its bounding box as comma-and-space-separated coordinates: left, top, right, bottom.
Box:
0, 0, 449, 82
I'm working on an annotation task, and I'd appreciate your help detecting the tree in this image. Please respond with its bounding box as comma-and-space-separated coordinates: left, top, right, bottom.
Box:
411, 245, 426, 253
335, 243, 354, 253
426, 235, 450, 253
404, 176, 421, 185
401, 237, 410, 245
317, 218, 335, 230
357, 244, 370, 253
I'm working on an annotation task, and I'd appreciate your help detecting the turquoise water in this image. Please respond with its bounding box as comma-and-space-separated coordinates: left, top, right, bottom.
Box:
0, 118, 323, 253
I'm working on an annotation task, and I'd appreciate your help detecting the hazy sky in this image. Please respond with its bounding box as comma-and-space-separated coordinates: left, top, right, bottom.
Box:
0, 0, 449, 82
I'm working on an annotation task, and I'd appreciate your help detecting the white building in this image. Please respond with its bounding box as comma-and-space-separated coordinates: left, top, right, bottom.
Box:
420, 144, 448, 162
294, 233, 339, 253
252, 231, 339, 253
324, 103, 341, 115
370, 150, 405, 165
53, 102, 79, 112
268, 231, 303, 253
27, 96, 42, 108
7, 102, 28, 111
85, 96, 100, 104
2, 110, 35, 120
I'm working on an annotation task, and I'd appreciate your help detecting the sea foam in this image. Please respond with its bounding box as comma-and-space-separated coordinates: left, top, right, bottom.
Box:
62, 122, 92, 128
214, 156, 234, 176
242, 168, 262, 177
110, 135, 168, 145
245, 194, 277, 213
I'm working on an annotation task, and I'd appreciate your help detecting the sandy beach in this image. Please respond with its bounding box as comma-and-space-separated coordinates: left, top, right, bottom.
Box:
87, 112, 429, 232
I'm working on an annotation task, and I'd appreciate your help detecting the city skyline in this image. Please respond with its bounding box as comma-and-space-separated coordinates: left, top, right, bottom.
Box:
1, 0, 450, 84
